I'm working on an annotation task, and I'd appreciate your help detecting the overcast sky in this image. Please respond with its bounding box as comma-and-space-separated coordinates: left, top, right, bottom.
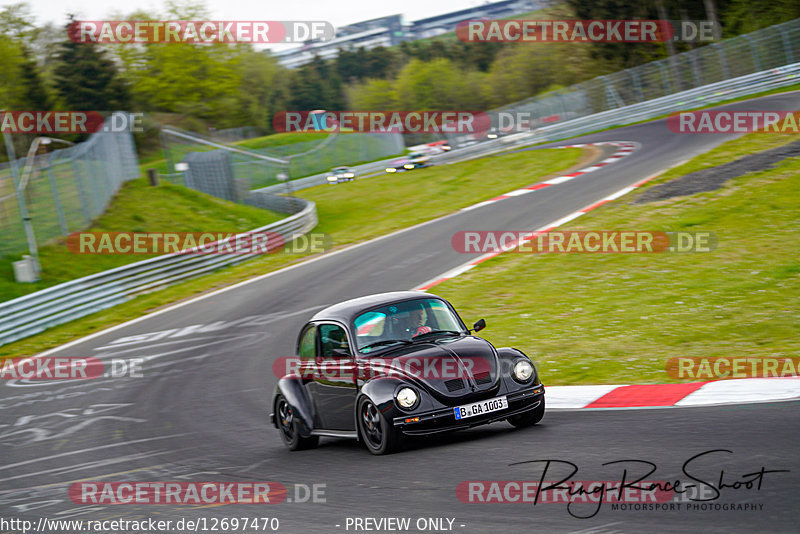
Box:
11, 0, 488, 32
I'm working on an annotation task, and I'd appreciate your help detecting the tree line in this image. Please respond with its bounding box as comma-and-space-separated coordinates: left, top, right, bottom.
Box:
0, 0, 797, 158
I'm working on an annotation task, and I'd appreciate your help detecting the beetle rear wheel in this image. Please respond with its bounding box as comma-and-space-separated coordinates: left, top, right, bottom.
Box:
276, 394, 319, 451
357, 397, 399, 455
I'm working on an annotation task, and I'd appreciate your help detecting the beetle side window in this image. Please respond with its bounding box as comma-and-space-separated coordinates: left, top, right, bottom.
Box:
319, 324, 350, 358
298, 325, 316, 359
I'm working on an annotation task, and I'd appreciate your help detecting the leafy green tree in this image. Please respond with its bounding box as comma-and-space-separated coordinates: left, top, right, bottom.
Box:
235, 49, 289, 131
19, 48, 51, 109
0, 2, 52, 110
0, 35, 26, 108
52, 17, 131, 111
723, 0, 800, 34
0, 1, 38, 40
346, 79, 398, 110
394, 58, 478, 110
288, 56, 345, 111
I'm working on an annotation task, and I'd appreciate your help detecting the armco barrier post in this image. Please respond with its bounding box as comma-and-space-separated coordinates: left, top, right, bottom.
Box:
3, 129, 40, 279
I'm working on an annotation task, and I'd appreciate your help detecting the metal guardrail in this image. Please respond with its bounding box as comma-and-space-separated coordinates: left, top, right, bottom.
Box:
432, 62, 800, 164
0, 198, 317, 347
257, 61, 800, 193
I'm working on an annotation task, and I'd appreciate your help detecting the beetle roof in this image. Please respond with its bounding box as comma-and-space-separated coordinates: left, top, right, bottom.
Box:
311, 291, 443, 324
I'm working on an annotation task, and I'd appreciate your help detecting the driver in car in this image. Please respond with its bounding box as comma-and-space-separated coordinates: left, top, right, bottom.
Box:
405, 307, 432, 339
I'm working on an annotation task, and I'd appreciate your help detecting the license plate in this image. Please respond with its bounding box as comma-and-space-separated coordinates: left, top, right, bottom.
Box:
453, 396, 508, 420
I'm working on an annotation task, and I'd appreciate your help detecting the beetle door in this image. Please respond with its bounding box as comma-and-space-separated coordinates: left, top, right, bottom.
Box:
307, 322, 357, 430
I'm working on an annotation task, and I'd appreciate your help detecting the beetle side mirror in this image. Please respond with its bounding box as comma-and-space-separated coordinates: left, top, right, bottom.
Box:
472, 319, 486, 333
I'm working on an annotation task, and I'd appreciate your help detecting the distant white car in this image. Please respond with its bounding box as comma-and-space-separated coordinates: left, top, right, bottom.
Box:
326, 166, 355, 184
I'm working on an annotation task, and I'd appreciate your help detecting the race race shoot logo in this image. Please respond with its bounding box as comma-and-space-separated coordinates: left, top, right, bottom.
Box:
452, 231, 717, 254
68, 21, 334, 43
457, 20, 719, 43
66, 232, 332, 255
667, 110, 800, 134
462, 453, 789, 518
273, 111, 491, 134
0, 356, 143, 380
69, 482, 286, 504
666, 356, 800, 380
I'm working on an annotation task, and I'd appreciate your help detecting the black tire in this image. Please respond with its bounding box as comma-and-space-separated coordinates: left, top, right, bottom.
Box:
357, 396, 399, 455
508, 398, 545, 428
275, 394, 319, 451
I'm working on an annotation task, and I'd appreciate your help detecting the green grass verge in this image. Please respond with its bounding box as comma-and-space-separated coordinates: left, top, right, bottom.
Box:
0, 147, 582, 359
236, 132, 330, 150
300, 147, 583, 243
0, 179, 285, 303
433, 132, 800, 385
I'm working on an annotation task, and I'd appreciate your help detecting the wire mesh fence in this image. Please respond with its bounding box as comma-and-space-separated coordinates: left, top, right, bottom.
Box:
160, 127, 405, 190
448, 18, 800, 145
0, 114, 140, 259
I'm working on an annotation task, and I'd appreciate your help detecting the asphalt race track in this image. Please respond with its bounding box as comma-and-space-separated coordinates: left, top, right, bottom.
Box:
1, 92, 799, 534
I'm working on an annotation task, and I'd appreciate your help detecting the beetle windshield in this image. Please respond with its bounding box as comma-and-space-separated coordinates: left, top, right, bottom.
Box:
353, 298, 465, 354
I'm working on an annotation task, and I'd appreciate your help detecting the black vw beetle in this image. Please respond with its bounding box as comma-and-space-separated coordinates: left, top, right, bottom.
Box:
271, 291, 545, 454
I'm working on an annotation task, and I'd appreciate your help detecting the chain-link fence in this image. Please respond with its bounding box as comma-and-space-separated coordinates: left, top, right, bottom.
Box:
0, 115, 140, 259
448, 18, 800, 145
207, 126, 265, 144
160, 127, 405, 189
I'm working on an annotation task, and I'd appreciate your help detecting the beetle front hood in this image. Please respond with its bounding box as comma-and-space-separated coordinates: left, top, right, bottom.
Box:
364, 336, 499, 399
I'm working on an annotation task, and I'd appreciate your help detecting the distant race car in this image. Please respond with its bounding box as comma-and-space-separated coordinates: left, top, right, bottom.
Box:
385, 152, 430, 173
326, 166, 355, 184
408, 141, 451, 154
270, 291, 545, 454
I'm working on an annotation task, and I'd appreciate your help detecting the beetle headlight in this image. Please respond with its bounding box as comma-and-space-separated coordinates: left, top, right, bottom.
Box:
396, 387, 418, 409
513, 360, 534, 382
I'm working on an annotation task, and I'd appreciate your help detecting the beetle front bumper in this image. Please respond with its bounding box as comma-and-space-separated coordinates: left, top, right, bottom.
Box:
392, 384, 544, 436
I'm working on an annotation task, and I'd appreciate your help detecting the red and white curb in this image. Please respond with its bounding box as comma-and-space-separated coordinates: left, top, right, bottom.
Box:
416, 141, 644, 291
460, 141, 638, 213
546, 377, 800, 409
415, 143, 800, 410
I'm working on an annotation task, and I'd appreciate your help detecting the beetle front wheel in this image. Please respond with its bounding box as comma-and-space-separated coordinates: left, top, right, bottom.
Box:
357, 397, 399, 455
508, 398, 545, 428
